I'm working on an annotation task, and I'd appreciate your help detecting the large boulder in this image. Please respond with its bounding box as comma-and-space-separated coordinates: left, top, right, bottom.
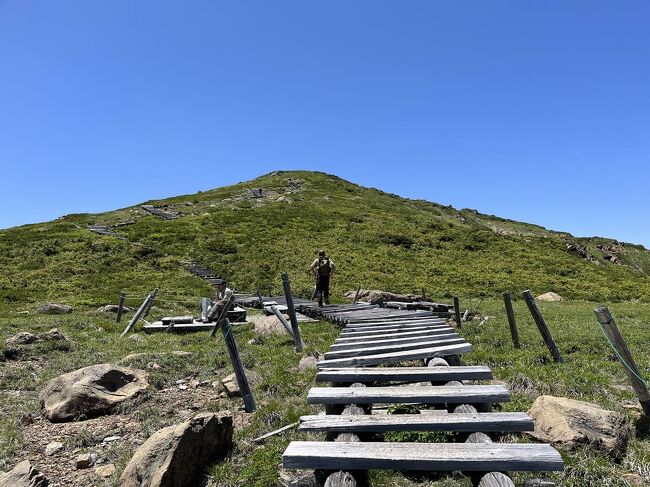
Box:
343, 289, 422, 305
536, 292, 564, 302
0, 460, 49, 487
528, 395, 630, 458
40, 364, 148, 422
37, 303, 72, 314
119, 412, 233, 487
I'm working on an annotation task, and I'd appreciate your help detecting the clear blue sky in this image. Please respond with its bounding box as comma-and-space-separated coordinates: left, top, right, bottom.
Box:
1, 1, 649, 246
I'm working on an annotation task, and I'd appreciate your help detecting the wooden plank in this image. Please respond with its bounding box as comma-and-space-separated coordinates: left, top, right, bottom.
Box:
324, 337, 467, 360
346, 315, 438, 324
343, 321, 446, 331
335, 328, 457, 344
344, 318, 447, 325
503, 292, 520, 349
298, 412, 534, 433
282, 441, 564, 472
341, 325, 452, 336
307, 384, 509, 405
331, 333, 460, 350
317, 342, 473, 368
316, 366, 493, 383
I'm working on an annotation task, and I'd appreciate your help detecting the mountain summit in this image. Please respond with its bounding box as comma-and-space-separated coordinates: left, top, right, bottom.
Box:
1, 170, 649, 306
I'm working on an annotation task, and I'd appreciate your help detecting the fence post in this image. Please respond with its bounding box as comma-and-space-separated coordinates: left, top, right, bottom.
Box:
201, 297, 211, 321
120, 289, 155, 337
522, 290, 563, 363
282, 273, 304, 351
453, 295, 462, 329
352, 286, 361, 305
116, 293, 126, 323
220, 318, 256, 412
503, 292, 520, 348
595, 306, 650, 415
141, 288, 158, 320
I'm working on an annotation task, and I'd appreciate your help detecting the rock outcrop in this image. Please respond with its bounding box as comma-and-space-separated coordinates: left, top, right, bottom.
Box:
40, 364, 148, 422
536, 292, 564, 302
0, 460, 49, 487
6, 329, 68, 347
37, 303, 72, 314
119, 412, 233, 487
528, 395, 630, 458
343, 289, 423, 305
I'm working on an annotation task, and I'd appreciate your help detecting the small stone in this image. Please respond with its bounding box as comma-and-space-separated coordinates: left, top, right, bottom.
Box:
76, 452, 96, 469
171, 351, 193, 357
298, 356, 318, 372
45, 441, 64, 456
95, 463, 116, 478
102, 435, 121, 443
175, 379, 187, 385
211, 381, 220, 389
147, 362, 161, 370
621, 473, 645, 486
178, 384, 188, 390
6, 332, 38, 346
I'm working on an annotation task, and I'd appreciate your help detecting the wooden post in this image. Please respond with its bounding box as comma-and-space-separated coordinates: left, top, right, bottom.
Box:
503, 292, 520, 349
210, 299, 234, 338
220, 318, 256, 412
201, 297, 211, 321
595, 306, 650, 415
270, 305, 295, 338
282, 273, 304, 351
522, 290, 563, 363
120, 289, 154, 337
352, 286, 361, 305
454, 295, 462, 329
141, 288, 158, 320
116, 293, 126, 323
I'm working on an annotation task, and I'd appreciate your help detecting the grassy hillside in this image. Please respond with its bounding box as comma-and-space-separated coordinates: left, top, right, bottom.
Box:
2, 170, 650, 486
1, 170, 649, 309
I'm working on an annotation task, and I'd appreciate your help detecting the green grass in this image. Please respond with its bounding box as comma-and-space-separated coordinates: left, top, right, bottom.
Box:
1, 170, 650, 485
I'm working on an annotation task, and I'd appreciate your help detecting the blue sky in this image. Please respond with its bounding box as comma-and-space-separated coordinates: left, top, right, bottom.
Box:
1, 1, 649, 246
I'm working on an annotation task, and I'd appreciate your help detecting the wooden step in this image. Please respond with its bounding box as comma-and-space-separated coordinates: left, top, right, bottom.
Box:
299, 412, 534, 433
331, 332, 460, 351
345, 319, 446, 328
335, 328, 456, 344
340, 325, 452, 337
323, 337, 467, 360
342, 323, 450, 333
315, 366, 493, 383
282, 441, 563, 472
307, 384, 509, 405
347, 316, 445, 324
317, 342, 472, 368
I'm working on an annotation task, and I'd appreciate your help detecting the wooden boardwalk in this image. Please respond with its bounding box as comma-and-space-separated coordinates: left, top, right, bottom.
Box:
283, 302, 563, 486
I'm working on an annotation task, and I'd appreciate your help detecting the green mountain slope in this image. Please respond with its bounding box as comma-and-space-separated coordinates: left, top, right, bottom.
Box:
1, 170, 649, 307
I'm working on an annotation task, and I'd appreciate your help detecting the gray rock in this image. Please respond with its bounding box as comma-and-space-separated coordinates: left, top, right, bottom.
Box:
0, 460, 49, 487
44, 441, 63, 456
298, 356, 318, 372
6, 332, 38, 346
528, 395, 630, 459
37, 303, 72, 315
119, 412, 233, 487
94, 463, 115, 478
75, 452, 96, 469
40, 364, 148, 422
97, 305, 130, 313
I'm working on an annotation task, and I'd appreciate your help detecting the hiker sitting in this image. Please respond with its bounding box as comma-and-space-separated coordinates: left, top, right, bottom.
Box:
310, 249, 336, 307
204, 280, 234, 323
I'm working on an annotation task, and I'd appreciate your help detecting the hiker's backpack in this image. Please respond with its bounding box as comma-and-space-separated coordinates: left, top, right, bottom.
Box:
318, 257, 332, 276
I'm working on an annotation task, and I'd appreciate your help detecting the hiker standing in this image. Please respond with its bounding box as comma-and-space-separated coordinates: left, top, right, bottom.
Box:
310, 250, 336, 307
204, 279, 234, 323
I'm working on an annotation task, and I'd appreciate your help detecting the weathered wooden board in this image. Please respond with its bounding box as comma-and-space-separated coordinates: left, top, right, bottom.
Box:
345, 319, 446, 328
282, 441, 564, 471
317, 342, 473, 368
339, 327, 454, 339
341, 323, 451, 334
298, 412, 534, 433
315, 366, 493, 383
307, 384, 509, 405
324, 337, 467, 360
331, 333, 461, 351
335, 328, 456, 344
